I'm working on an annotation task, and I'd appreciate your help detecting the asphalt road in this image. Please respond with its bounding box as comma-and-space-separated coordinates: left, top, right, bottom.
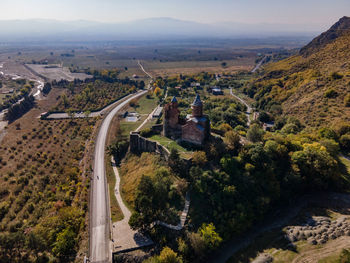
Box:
90, 90, 148, 263
230, 88, 252, 126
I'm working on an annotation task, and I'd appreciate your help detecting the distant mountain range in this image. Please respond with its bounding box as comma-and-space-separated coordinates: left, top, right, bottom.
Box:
0, 17, 324, 42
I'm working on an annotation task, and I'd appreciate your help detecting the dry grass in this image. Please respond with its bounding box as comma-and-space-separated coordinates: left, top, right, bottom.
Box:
119, 152, 167, 209
143, 59, 254, 77
252, 32, 350, 127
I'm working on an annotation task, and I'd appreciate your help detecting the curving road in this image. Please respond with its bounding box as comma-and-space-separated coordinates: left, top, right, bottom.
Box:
230, 88, 252, 126
90, 90, 148, 263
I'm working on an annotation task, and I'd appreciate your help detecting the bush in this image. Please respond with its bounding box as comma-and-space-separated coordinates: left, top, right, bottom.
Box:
281, 123, 299, 134
324, 88, 338, 98
344, 94, 350, 107
192, 151, 207, 166
330, 72, 343, 80
140, 128, 153, 137
319, 127, 338, 140
247, 124, 264, 142
339, 134, 350, 153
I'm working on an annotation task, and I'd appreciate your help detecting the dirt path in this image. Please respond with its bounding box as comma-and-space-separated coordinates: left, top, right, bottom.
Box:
111, 157, 153, 253
292, 236, 350, 263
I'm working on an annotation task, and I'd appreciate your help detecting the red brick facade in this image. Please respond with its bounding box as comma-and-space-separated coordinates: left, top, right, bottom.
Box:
163, 95, 210, 145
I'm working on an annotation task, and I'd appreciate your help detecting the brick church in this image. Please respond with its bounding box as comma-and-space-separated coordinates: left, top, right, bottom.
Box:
163, 94, 210, 145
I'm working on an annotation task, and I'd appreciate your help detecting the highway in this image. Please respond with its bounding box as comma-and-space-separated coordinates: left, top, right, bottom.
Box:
90, 90, 148, 263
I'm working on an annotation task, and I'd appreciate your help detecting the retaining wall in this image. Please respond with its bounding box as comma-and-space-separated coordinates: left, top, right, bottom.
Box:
130, 132, 170, 160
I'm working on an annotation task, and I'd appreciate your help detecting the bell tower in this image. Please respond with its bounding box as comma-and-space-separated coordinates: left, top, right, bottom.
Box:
191, 94, 203, 117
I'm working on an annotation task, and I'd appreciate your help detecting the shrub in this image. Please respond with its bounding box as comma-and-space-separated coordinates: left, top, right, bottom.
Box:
281, 123, 299, 134
344, 94, 350, 107
324, 88, 338, 98
339, 134, 350, 153
319, 127, 338, 140
330, 72, 343, 80
140, 128, 153, 137
247, 124, 265, 142
192, 151, 207, 166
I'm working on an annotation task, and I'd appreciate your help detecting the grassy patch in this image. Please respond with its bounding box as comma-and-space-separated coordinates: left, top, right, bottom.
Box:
105, 156, 124, 222
149, 134, 193, 159
133, 93, 158, 114
120, 120, 144, 137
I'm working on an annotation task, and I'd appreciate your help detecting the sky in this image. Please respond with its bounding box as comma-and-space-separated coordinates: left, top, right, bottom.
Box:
1, 0, 349, 28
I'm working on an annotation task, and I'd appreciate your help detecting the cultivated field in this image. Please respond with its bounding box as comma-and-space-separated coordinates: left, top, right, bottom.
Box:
25, 64, 91, 81
0, 38, 299, 78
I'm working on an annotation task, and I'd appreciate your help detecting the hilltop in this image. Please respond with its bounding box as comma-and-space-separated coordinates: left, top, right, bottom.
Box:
247, 16, 350, 127
300, 16, 350, 57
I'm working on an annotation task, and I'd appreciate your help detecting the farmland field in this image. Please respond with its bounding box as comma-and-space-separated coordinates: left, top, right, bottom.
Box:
25, 64, 91, 81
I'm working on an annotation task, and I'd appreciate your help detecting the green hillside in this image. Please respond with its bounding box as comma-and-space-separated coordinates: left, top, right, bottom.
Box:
245, 16, 350, 128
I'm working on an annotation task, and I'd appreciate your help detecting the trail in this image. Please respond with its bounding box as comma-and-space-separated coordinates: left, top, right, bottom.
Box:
137, 60, 153, 79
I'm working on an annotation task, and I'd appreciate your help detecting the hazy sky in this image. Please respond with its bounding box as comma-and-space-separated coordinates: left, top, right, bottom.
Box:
1, 0, 349, 28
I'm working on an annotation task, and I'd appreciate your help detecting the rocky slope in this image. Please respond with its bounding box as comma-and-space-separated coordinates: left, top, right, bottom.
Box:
247, 17, 350, 127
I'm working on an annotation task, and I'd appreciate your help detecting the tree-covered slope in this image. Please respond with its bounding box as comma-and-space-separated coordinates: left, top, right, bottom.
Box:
246, 17, 350, 127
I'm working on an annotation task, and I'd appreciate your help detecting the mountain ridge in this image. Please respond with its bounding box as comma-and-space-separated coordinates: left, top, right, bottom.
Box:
246, 17, 350, 127
300, 16, 350, 57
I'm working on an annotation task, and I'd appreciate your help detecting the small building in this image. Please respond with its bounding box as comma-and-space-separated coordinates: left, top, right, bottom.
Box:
212, 88, 223, 95
125, 112, 139, 122
190, 82, 201, 87
263, 122, 274, 131
152, 106, 163, 118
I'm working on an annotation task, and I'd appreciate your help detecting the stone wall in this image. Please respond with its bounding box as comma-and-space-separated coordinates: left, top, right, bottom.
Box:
130, 132, 170, 160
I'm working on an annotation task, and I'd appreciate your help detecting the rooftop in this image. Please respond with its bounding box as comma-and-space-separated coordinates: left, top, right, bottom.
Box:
192, 94, 202, 106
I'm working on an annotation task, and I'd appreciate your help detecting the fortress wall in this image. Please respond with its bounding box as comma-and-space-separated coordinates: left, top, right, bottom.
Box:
129, 132, 170, 160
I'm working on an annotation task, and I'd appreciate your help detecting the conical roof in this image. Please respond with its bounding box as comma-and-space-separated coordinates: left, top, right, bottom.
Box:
171, 96, 178, 103
192, 94, 202, 106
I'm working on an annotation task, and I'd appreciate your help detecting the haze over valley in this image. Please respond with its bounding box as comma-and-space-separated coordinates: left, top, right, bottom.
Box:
0, 1, 350, 263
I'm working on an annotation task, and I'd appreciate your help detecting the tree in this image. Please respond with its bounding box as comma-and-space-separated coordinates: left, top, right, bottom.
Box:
52, 227, 76, 259
224, 130, 241, 152
144, 247, 183, 263
291, 143, 338, 189
258, 111, 271, 123
281, 123, 299, 134
168, 149, 184, 175
158, 247, 182, 263
246, 124, 264, 142
199, 223, 223, 250
192, 151, 207, 166
129, 170, 172, 231
42, 83, 52, 95
107, 140, 129, 161
154, 87, 162, 97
